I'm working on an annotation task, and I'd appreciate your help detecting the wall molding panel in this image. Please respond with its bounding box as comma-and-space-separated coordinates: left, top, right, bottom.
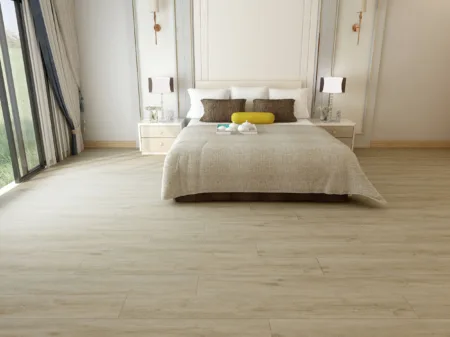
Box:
175, 0, 195, 117
192, 0, 319, 87
355, 0, 387, 147
313, 0, 339, 118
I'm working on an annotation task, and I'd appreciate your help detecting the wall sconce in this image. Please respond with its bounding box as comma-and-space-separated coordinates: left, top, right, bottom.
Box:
352, 0, 367, 45
150, 0, 161, 45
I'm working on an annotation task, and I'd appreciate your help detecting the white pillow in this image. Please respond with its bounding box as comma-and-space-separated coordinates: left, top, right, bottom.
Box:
269, 88, 310, 119
230, 87, 268, 112
187, 88, 230, 118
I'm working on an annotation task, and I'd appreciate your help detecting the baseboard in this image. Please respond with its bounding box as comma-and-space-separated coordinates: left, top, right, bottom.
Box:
84, 141, 137, 149
371, 140, 450, 148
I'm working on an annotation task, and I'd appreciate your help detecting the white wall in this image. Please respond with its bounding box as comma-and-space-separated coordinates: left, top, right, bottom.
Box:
134, 0, 178, 118
124, 0, 450, 145
372, 0, 450, 141
75, 0, 140, 143
333, 0, 376, 134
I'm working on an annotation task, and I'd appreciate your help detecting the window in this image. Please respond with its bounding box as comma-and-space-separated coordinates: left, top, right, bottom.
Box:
0, 0, 43, 189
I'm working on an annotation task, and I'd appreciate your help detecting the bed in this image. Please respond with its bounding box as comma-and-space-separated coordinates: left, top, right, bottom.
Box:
161, 119, 386, 205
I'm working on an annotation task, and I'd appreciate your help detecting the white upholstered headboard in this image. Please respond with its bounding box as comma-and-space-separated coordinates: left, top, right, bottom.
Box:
195, 81, 305, 90
196, 81, 312, 110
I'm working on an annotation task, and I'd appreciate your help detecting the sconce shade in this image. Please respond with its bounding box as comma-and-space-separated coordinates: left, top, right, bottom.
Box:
320, 77, 347, 94
149, 0, 159, 12
361, 0, 367, 12
149, 77, 174, 94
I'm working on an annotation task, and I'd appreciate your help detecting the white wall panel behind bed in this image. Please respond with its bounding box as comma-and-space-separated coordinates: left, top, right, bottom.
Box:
193, 0, 319, 88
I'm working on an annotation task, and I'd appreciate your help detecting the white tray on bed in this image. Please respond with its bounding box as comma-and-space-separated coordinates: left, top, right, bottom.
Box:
216, 123, 232, 135
239, 130, 257, 135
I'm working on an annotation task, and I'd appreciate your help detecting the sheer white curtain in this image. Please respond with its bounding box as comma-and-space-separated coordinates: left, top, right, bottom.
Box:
24, 0, 85, 164
39, 0, 83, 154
53, 0, 80, 89
23, 0, 59, 165
50, 86, 71, 160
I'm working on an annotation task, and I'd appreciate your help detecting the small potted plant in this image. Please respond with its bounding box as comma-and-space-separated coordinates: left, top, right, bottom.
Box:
144, 106, 161, 122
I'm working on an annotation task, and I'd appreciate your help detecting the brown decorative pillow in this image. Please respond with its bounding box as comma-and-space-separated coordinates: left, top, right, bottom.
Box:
200, 99, 246, 123
253, 99, 296, 123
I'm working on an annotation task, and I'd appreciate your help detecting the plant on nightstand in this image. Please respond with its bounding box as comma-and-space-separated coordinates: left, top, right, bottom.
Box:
318, 106, 331, 121
144, 106, 160, 122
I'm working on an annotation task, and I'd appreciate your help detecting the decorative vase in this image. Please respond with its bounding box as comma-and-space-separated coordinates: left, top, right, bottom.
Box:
163, 110, 175, 121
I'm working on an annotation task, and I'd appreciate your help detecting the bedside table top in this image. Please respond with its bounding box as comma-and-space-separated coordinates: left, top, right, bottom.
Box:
310, 119, 356, 127
139, 118, 185, 126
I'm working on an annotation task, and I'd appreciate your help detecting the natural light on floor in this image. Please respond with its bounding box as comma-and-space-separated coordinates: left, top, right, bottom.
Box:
0, 180, 16, 197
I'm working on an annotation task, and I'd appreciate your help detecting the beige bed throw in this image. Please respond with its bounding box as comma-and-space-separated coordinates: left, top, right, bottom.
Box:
161, 124, 386, 205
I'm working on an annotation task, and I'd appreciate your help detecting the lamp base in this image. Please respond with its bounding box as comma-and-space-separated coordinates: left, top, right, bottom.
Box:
319, 108, 326, 121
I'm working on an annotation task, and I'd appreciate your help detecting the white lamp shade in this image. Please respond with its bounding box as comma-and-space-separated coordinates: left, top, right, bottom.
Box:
320, 77, 347, 94
149, 0, 159, 12
361, 0, 368, 12
149, 77, 174, 94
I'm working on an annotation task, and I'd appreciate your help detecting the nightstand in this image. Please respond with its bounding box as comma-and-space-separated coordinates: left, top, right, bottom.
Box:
138, 119, 184, 155
311, 119, 356, 151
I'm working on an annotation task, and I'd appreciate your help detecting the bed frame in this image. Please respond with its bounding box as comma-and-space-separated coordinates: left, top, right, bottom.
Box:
175, 193, 349, 203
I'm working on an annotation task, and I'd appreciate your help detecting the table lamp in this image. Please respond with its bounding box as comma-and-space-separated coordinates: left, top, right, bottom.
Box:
319, 77, 346, 121
148, 77, 174, 119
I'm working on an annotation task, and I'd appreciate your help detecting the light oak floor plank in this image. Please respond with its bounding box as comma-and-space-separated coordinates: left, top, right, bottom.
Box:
0, 319, 271, 337
270, 319, 450, 337
257, 241, 446, 258
0, 294, 125, 318
318, 257, 450, 276
0, 274, 197, 296
78, 253, 322, 276
120, 292, 416, 319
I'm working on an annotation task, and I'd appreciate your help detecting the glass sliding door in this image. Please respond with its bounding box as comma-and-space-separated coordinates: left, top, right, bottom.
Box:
0, 0, 43, 187
0, 94, 15, 188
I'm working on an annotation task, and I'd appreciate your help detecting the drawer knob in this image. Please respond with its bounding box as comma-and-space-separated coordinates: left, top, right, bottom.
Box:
160, 131, 164, 135
160, 142, 164, 147
332, 130, 337, 135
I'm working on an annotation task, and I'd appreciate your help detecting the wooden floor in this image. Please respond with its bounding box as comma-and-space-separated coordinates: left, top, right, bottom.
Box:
1, 148, 450, 336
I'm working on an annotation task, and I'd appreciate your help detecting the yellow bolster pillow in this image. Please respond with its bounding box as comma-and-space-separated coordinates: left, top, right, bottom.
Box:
231, 112, 275, 124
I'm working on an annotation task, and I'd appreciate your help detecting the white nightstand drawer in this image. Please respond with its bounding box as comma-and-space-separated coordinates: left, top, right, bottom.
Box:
139, 119, 184, 155
319, 125, 354, 138
140, 125, 181, 138
141, 138, 175, 154
337, 138, 353, 149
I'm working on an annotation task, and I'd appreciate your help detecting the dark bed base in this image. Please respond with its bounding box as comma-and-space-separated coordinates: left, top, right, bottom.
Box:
175, 193, 349, 203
